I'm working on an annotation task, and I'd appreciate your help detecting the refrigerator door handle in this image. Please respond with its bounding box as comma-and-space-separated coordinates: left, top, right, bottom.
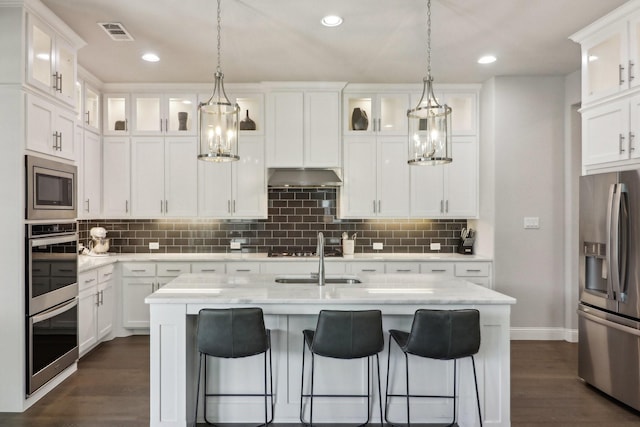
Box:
618, 184, 629, 303
606, 183, 617, 300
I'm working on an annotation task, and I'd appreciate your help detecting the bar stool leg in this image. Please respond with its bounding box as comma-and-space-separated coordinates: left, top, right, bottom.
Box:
195, 353, 203, 424
471, 355, 483, 427
310, 353, 315, 427
384, 341, 392, 425
376, 354, 383, 426
405, 353, 411, 427
452, 359, 458, 425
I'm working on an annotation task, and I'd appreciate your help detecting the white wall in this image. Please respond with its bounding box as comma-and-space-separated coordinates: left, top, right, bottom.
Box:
480, 76, 567, 338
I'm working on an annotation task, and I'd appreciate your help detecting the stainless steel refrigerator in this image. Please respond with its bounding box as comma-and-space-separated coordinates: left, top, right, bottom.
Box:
579, 171, 640, 411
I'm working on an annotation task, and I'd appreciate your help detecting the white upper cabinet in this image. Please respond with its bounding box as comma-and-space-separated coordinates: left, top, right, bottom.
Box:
26, 13, 78, 108
266, 84, 343, 168
84, 84, 100, 133
102, 137, 131, 217
199, 134, 266, 219
341, 136, 409, 218
410, 140, 478, 219
80, 130, 102, 217
131, 137, 198, 217
131, 93, 198, 136
572, 6, 640, 105
26, 93, 76, 160
343, 92, 410, 136
103, 93, 130, 136
572, 3, 640, 173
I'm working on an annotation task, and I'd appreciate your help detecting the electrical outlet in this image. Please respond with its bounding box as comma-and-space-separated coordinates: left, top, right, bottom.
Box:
149, 242, 160, 250
230, 241, 241, 250
430, 242, 441, 251
524, 217, 540, 229
373, 242, 383, 250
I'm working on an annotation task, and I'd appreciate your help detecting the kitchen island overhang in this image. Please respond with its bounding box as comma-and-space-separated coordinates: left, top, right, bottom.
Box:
146, 273, 516, 427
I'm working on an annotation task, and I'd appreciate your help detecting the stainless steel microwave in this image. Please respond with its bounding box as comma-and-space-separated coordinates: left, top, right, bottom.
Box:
26, 155, 77, 220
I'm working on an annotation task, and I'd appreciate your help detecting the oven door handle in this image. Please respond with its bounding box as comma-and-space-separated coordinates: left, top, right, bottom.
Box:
30, 234, 78, 247
32, 297, 78, 324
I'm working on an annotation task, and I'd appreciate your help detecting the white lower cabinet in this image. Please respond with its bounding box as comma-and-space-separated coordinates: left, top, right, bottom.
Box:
348, 262, 385, 274
261, 261, 346, 275
191, 262, 226, 274
122, 262, 190, 328
455, 262, 492, 287
226, 262, 261, 274
78, 264, 115, 357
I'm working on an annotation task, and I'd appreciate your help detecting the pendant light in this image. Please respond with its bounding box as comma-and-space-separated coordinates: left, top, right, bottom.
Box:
407, 0, 452, 165
198, 0, 240, 162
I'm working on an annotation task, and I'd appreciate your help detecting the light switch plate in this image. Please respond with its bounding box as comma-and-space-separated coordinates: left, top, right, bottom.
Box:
373, 242, 383, 250
149, 242, 160, 250
524, 217, 540, 229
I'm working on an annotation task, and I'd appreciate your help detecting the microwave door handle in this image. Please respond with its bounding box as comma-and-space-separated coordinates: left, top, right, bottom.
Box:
606, 183, 617, 300
31, 297, 78, 324
618, 184, 629, 303
30, 234, 78, 247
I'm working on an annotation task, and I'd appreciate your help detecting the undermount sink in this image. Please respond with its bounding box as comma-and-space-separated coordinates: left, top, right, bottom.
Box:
274, 275, 362, 284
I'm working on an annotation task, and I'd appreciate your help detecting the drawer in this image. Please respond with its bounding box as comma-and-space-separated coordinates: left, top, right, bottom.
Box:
420, 262, 454, 275
455, 262, 490, 277
122, 263, 156, 277
98, 264, 115, 282
261, 261, 316, 275
157, 262, 191, 277
227, 262, 261, 274
192, 262, 226, 274
78, 269, 98, 292
385, 262, 419, 273
349, 262, 384, 274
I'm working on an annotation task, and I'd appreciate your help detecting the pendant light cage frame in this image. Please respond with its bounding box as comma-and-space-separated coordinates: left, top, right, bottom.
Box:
198, 0, 240, 162
407, 0, 452, 166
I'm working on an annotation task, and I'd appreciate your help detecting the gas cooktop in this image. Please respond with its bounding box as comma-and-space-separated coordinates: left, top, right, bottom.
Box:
268, 248, 343, 258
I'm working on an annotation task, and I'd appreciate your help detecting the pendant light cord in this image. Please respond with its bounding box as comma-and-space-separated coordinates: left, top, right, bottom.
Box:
426, 0, 431, 79
216, 0, 222, 73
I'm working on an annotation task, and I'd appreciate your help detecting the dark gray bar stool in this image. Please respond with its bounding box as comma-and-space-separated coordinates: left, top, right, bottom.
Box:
384, 309, 482, 427
300, 309, 384, 426
195, 307, 273, 426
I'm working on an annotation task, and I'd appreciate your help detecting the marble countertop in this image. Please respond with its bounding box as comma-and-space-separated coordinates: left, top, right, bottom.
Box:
79, 252, 491, 272
145, 273, 515, 306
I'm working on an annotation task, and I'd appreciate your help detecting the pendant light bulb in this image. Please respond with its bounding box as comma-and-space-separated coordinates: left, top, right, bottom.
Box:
198, 0, 240, 162
407, 0, 452, 166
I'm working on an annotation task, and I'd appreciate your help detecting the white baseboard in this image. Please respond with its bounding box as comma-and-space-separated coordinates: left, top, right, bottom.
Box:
510, 327, 578, 342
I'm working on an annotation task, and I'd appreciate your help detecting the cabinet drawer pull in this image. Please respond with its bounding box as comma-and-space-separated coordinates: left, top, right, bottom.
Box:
466, 269, 482, 272
631, 132, 636, 152
430, 269, 447, 272
362, 269, 377, 272
59, 269, 74, 272
630, 60, 636, 82
235, 269, 251, 272
620, 64, 626, 85
165, 269, 182, 272
102, 272, 112, 277
84, 278, 96, 283
620, 134, 626, 153
131, 269, 147, 272
200, 269, 217, 272
395, 269, 412, 272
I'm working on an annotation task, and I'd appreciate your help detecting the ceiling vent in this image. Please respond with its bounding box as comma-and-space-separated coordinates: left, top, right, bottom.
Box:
98, 22, 134, 41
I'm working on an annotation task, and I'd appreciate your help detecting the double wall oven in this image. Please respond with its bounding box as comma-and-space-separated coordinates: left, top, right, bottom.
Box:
25, 155, 78, 396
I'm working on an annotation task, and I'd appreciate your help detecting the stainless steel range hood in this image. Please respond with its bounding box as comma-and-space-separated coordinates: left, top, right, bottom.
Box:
267, 168, 342, 187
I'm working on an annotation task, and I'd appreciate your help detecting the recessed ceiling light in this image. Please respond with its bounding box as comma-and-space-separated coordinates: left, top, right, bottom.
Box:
321, 15, 343, 27
478, 55, 497, 64
142, 53, 160, 62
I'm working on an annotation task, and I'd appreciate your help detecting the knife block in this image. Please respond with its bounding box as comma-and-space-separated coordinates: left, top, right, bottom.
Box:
457, 237, 475, 254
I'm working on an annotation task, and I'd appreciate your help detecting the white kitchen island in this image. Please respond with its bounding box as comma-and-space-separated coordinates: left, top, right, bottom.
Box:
146, 273, 515, 427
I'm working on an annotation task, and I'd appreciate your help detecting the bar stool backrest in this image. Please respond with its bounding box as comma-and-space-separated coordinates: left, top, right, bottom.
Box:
197, 308, 269, 358
405, 309, 480, 360
311, 310, 384, 359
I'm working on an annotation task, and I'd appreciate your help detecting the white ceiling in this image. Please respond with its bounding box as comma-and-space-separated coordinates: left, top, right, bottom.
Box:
41, 0, 627, 84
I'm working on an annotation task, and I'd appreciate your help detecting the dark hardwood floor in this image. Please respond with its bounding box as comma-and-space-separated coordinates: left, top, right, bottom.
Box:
0, 337, 638, 426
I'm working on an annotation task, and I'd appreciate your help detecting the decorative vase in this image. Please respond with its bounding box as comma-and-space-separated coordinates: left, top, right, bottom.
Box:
240, 109, 256, 131
115, 120, 125, 131
352, 108, 369, 131
178, 112, 188, 131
